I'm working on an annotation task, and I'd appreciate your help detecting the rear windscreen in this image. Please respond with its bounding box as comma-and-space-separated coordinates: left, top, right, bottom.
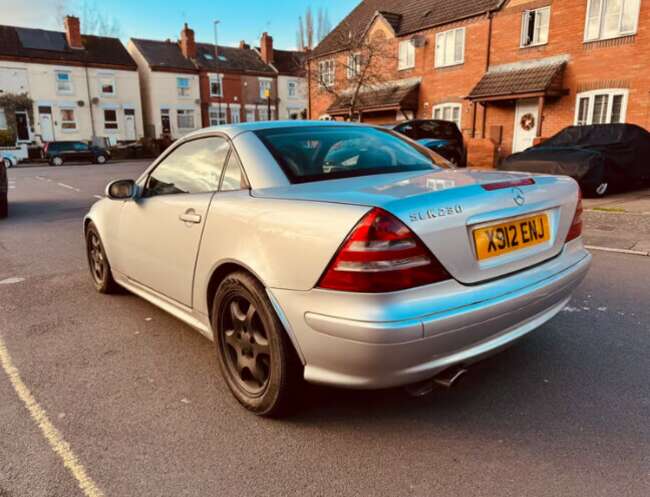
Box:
254, 126, 439, 183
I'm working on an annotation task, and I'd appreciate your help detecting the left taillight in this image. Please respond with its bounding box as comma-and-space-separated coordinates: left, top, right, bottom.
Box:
317, 208, 451, 293
565, 188, 583, 243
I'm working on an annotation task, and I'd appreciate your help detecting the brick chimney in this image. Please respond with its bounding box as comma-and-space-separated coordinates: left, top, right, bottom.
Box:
180, 23, 196, 59
260, 32, 273, 64
64, 16, 83, 50
239, 40, 250, 50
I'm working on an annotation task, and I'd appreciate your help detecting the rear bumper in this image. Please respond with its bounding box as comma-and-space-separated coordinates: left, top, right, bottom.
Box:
269, 240, 591, 389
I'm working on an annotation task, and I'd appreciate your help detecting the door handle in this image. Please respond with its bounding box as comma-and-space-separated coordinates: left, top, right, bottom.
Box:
179, 211, 202, 224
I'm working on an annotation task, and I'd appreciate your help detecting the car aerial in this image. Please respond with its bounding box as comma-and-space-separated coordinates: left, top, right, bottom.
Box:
44, 141, 110, 166
84, 121, 591, 417
384, 119, 467, 167
0, 152, 18, 169
500, 123, 650, 197
0, 156, 7, 218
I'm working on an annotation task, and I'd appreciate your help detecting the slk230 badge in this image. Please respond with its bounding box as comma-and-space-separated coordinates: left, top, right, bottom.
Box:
409, 205, 463, 222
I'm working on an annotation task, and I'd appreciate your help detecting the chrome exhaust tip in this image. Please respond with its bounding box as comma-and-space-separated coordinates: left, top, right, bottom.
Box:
405, 366, 468, 397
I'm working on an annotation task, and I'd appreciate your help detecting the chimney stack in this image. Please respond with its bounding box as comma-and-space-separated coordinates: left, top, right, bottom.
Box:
239, 40, 250, 50
180, 23, 196, 59
260, 32, 273, 64
64, 16, 83, 50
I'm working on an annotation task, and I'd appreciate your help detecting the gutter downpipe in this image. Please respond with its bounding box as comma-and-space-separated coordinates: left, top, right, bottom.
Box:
84, 64, 97, 143
481, 11, 494, 139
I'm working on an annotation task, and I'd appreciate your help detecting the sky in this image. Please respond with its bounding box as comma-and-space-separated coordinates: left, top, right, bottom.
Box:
0, 0, 355, 50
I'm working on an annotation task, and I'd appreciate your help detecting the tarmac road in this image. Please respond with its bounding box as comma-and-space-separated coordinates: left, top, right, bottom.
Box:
1, 162, 649, 497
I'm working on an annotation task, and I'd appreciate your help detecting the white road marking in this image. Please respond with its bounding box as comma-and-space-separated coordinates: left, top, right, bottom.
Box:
57, 182, 81, 193
585, 245, 650, 257
0, 335, 105, 497
0, 277, 25, 285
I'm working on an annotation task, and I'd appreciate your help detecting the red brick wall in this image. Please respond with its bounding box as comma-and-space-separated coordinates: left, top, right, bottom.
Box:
198, 71, 244, 126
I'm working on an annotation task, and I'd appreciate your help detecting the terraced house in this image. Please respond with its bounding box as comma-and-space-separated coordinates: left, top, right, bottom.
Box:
0, 16, 143, 155
309, 0, 648, 166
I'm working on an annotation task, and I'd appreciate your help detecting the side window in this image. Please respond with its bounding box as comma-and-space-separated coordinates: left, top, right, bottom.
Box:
220, 152, 247, 192
73, 142, 89, 151
145, 136, 230, 197
397, 124, 417, 139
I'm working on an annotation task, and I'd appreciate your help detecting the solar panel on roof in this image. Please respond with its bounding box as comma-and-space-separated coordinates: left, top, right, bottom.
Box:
16, 28, 68, 52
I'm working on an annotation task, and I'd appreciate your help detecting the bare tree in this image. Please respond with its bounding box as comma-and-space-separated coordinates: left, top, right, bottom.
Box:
296, 7, 315, 50
309, 23, 399, 121
317, 8, 332, 43
77, 0, 122, 37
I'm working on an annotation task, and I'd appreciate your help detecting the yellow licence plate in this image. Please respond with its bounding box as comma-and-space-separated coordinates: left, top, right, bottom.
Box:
473, 214, 550, 261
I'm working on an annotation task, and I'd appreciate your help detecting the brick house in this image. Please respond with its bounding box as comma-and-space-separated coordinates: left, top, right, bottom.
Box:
0, 16, 143, 149
309, 0, 649, 167
128, 24, 278, 140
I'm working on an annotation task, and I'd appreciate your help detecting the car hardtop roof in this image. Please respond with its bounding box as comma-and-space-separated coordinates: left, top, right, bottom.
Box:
182, 120, 377, 140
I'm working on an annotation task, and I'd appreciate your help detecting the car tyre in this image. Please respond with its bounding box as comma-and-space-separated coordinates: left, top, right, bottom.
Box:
50, 156, 64, 167
212, 271, 301, 417
85, 222, 120, 294
3, 158, 12, 169
95, 154, 108, 165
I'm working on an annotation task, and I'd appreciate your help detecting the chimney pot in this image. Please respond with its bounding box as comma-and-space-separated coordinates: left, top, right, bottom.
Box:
64, 15, 83, 50
239, 40, 250, 50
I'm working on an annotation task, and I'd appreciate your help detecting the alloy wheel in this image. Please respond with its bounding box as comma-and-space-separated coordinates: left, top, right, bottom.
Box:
87, 231, 106, 285
220, 295, 271, 396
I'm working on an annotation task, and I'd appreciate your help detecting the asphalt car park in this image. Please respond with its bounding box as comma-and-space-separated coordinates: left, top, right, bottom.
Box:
1, 161, 649, 497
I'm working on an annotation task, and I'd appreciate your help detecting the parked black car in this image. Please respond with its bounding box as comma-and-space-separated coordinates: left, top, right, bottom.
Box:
44, 141, 110, 166
0, 158, 7, 219
500, 124, 650, 197
384, 119, 467, 167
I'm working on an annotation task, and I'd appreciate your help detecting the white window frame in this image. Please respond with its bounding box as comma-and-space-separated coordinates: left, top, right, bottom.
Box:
584, 0, 641, 42
574, 89, 629, 125
103, 108, 119, 131
287, 80, 298, 98
347, 52, 362, 79
435, 27, 465, 68
319, 59, 335, 87
521, 7, 551, 47
55, 70, 74, 95
398, 40, 415, 70
258, 106, 269, 122
433, 103, 463, 129
209, 106, 228, 126
0, 108, 7, 130
209, 74, 223, 97
177, 77, 191, 97
259, 78, 273, 100
60, 108, 77, 131
176, 108, 195, 129
245, 105, 256, 122
230, 105, 241, 124
98, 72, 116, 97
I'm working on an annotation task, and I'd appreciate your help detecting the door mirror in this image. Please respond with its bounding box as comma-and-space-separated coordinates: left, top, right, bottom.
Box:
106, 179, 137, 200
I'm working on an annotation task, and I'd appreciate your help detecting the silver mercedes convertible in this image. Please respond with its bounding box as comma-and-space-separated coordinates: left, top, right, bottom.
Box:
84, 121, 591, 416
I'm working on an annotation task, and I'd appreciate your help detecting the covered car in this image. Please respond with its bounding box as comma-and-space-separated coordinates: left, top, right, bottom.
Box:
499, 124, 650, 196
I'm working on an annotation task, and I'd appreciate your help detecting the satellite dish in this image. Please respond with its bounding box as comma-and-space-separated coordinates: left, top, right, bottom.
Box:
410, 35, 426, 48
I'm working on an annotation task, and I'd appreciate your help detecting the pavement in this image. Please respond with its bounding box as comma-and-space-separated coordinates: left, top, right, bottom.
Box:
1, 161, 649, 497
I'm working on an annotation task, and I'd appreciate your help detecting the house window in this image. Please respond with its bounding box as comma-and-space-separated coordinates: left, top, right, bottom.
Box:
177, 77, 191, 97
398, 40, 415, 70
60, 108, 77, 130
98, 74, 116, 96
258, 107, 269, 121
0, 108, 6, 129
230, 108, 241, 124
435, 28, 465, 68
585, 0, 641, 41
246, 108, 256, 122
288, 80, 298, 97
433, 103, 462, 129
104, 109, 118, 130
55, 71, 73, 94
319, 59, 335, 87
575, 89, 628, 125
209, 107, 227, 126
209, 74, 223, 97
259, 79, 272, 99
177, 109, 195, 129
521, 7, 551, 47
347, 52, 362, 78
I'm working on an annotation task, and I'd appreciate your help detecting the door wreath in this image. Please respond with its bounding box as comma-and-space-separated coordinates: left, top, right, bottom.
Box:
520, 113, 536, 131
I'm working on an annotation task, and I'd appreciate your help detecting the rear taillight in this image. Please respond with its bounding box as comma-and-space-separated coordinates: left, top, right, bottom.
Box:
318, 208, 451, 293
565, 189, 583, 242
43, 143, 49, 153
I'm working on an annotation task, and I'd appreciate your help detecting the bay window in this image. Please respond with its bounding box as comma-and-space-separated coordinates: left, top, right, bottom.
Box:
177, 109, 195, 129
209, 107, 227, 126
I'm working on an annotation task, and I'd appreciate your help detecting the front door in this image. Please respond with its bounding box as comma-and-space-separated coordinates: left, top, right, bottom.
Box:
38, 106, 55, 142
513, 98, 539, 153
161, 109, 171, 135
15, 111, 30, 142
114, 136, 231, 306
124, 109, 136, 141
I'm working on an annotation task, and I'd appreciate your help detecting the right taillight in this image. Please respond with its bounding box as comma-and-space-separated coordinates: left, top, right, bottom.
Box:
318, 208, 451, 293
565, 189, 583, 243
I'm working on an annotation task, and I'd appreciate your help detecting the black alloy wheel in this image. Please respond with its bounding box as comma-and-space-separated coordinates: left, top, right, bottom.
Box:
212, 272, 300, 417
85, 223, 119, 294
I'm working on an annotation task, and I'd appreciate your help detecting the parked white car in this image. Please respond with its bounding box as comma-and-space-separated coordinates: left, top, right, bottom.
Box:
0, 152, 18, 168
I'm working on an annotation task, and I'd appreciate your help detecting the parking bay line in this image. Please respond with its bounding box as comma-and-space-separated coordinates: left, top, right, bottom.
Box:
57, 182, 82, 193
0, 335, 106, 497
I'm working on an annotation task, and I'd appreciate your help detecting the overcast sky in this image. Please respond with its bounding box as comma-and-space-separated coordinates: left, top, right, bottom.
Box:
0, 0, 353, 50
